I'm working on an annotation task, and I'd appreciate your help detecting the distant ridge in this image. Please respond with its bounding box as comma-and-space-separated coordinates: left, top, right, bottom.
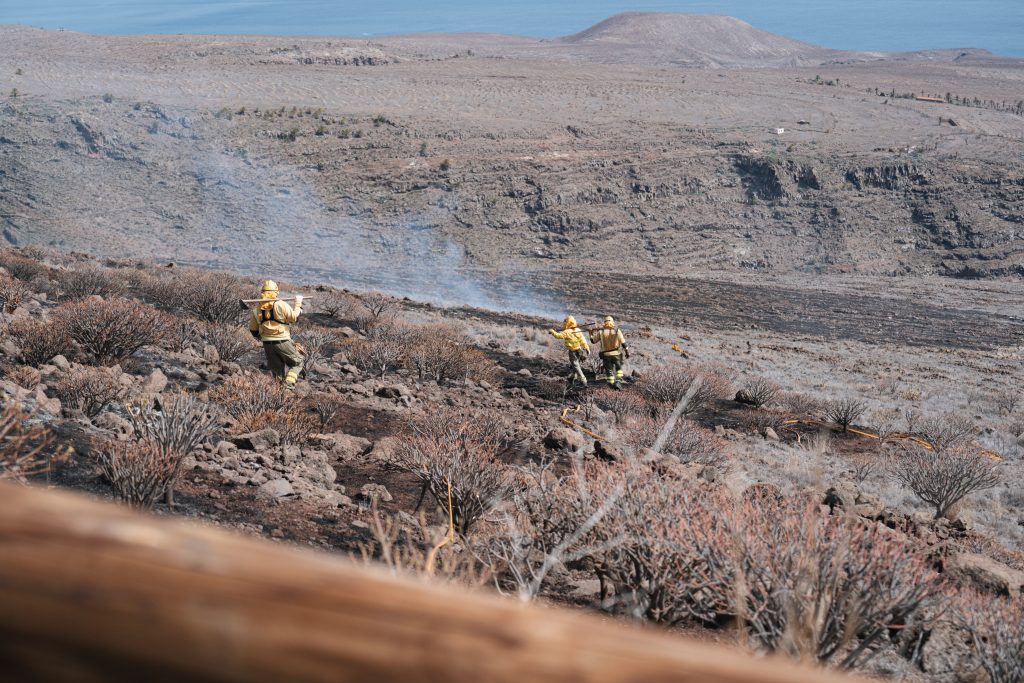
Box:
556, 12, 835, 67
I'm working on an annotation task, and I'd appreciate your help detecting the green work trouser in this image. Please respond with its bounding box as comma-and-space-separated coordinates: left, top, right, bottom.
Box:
567, 349, 588, 385
600, 352, 624, 384
263, 339, 304, 384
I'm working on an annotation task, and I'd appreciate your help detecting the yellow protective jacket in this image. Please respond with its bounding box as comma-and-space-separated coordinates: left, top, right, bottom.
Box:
550, 327, 590, 353
249, 299, 302, 341
590, 327, 626, 356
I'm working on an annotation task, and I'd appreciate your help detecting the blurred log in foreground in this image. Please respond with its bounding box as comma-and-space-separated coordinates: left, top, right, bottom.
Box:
0, 483, 858, 683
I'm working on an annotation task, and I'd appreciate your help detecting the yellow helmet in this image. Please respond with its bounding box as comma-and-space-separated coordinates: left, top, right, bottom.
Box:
563, 315, 577, 330
260, 280, 279, 298
603, 315, 615, 328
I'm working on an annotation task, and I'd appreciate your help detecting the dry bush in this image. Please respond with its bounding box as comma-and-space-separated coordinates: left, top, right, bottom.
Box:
890, 443, 1001, 519
735, 408, 789, 436
916, 413, 977, 451
198, 321, 253, 363
486, 457, 627, 601
955, 591, 1024, 683
0, 405, 58, 482
0, 272, 28, 312
4, 363, 41, 388
5, 318, 73, 366
824, 397, 866, 433
848, 453, 877, 485
127, 392, 221, 506
308, 393, 343, 430
55, 265, 126, 300
317, 290, 358, 318
995, 392, 1020, 417
129, 269, 178, 311
94, 438, 178, 510
619, 415, 728, 469
209, 373, 315, 445
55, 366, 125, 417
392, 408, 513, 535
158, 312, 200, 353
591, 387, 652, 422
780, 392, 823, 418
177, 269, 251, 324
0, 250, 51, 282
53, 298, 163, 365
345, 323, 412, 378
634, 363, 734, 416
359, 291, 395, 321
731, 497, 942, 668
740, 377, 781, 408
293, 325, 336, 374
867, 408, 901, 447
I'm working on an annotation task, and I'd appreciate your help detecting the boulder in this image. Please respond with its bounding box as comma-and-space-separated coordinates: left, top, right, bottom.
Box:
316, 433, 371, 461
375, 384, 412, 400
517, 368, 532, 378
51, 354, 71, 371
593, 439, 626, 463
367, 436, 402, 463
296, 459, 337, 487
232, 428, 281, 452
140, 368, 168, 395
202, 344, 220, 364
763, 427, 780, 441
93, 412, 132, 436
279, 444, 301, 466
257, 478, 295, 499
945, 552, 1024, 596
33, 386, 61, 416
360, 483, 393, 504
543, 427, 586, 452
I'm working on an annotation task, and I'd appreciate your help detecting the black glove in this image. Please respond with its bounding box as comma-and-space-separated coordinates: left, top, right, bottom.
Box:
623, 345, 630, 359
250, 329, 260, 340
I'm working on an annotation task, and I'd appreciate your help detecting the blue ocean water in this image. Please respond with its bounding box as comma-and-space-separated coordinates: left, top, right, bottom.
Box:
1, 0, 1022, 56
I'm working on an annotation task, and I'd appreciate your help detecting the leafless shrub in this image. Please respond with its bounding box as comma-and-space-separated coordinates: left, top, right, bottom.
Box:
157, 312, 200, 353
55, 265, 126, 300
0, 405, 60, 482
392, 408, 513, 535
178, 269, 251, 324
127, 392, 221, 506
308, 394, 342, 431
867, 408, 901, 447
824, 397, 866, 433
735, 408, 789, 436
890, 443, 1001, 518
486, 457, 626, 601
317, 290, 357, 318
917, 413, 978, 451
6, 318, 73, 366
198, 321, 253, 363
619, 415, 728, 469
995, 392, 1020, 417
0, 272, 28, 312
209, 372, 289, 419
848, 453, 877, 485
94, 438, 177, 510
405, 325, 503, 386
293, 325, 336, 374
345, 323, 412, 378
740, 377, 781, 408
955, 591, 1024, 683
55, 366, 125, 417
53, 298, 163, 365
129, 269, 178, 311
903, 407, 923, 434
359, 291, 395, 321
634, 363, 734, 416
0, 250, 51, 282
4, 363, 40, 388
779, 392, 824, 418
591, 387, 652, 422
234, 408, 317, 446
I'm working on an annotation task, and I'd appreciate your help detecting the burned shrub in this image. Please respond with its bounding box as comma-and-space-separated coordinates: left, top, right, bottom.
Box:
916, 413, 977, 451
198, 321, 253, 363
738, 377, 781, 409
0, 404, 58, 482
4, 364, 41, 389
345, 323, 412, 378
94, 438, 178, 510
53, 298, 163, 365
392, 408, 513, 535
955, 591, 1024, 683
619, 415, 728, 470
177, 269, 251, 324
0, 249, 51, 282
5, 318, 72, 367
890, 443, 1001, 519
317, 290, 357, 319
591, 387, 652, 422
55, 265, 126, 300
55, 366, 124, 417
634, 363, 733, 416
0, 272, 28, 313
780, 391, 824, 418
209, 372, 315, 445
824, 396, 866, 433
127, 392, 221, 506
406, 325, 504, 385
735, 407, 789, 437
293, 325, 336, 374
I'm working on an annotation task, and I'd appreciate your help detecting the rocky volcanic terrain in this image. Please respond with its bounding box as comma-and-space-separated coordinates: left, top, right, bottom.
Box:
1, 14, 1023, 680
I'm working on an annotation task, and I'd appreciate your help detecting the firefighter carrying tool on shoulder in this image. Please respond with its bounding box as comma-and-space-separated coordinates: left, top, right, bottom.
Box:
590, 315, 629, 389
549, 315, 590, 387
248, 280, 304, 389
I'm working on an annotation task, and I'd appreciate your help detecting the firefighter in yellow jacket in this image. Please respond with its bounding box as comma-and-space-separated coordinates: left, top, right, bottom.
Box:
549, 315, 590, 386
590, 316, 629, 389
249, 280, 304, 389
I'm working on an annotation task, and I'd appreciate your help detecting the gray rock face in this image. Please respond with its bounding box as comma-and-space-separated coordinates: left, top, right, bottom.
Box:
360, 483, 393, 504
945, 552, 1024, 596
258, 478, 295, 499
140, 368, 167, 395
